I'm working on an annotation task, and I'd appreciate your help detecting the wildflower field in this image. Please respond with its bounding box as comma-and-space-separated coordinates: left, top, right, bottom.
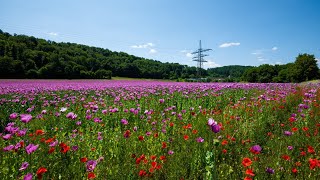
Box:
1, 80, 320, 180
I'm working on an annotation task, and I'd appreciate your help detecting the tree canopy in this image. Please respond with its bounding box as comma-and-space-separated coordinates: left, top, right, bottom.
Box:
241, 54, 319, 83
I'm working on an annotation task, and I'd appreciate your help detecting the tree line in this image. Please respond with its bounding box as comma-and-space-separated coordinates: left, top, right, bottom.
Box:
0, 30, 200, 80
241, 54, 319, 83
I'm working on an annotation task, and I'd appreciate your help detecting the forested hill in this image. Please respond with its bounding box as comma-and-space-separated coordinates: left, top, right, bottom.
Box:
0, 30, 201, 79
207, 65, 253, 80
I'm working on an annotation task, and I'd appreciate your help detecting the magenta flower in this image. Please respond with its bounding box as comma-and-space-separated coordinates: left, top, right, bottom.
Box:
20, 114, 32, 123
266, 167, 275, 174
3, 145, 14, 151
49, 140, 58, 147
211, 124, 220, 133
120, 119, 128, 125
66, 112, 77, 119
2, 134, 12, 140
168, 150, 174, 155
23, 173, 33, 180
9, 113, 18, 119
284, 131, 292, 136
196, 137, 204, 143
17, 129, 27, 136
208, 118, 217, 126
86, 160, 97, 171
19, 162, 29, 171
25, 144, 39, 154
250, 145, 262, 154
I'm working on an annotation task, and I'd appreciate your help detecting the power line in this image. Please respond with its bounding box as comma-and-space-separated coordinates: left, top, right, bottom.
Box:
191, 40, 212, 78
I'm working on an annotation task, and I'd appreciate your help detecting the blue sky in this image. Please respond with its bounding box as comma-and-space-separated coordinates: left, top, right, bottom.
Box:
1, 0, 319, 68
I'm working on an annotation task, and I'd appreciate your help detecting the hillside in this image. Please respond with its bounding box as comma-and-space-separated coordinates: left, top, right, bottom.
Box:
0, 30, 200, 80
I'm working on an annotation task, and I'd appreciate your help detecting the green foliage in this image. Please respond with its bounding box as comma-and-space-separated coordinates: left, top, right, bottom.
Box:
95, 69, 112, 79
242, 55, 320, 83
0, 30, 202, 80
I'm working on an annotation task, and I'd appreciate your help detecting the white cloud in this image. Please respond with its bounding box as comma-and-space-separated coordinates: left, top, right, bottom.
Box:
219, 42, 240, 48
149, 49, 157, 54
315, 58, 319, 62
275, 61, 283, 65
47, 32, 58, 36
257, 57, 265, 62
272, 47, 278, 51
131, 42, 154, 49
180, 50, 188, 53
186, 52, 193, 58
203, 60, 221, 69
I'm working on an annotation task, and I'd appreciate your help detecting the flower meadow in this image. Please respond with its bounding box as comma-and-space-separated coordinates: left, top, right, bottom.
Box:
1, 80, 320, 179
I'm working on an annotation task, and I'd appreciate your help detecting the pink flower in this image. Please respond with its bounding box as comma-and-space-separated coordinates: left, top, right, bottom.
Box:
25, 144, 39, 154
9, 113, 18, 119
19, 162, 29, 171
23, 173, 32, 180
2, 134, 12, 140
20, 114, 32, 123
66, 112, 77, 120
86, 160, 97, 171
3, 145, 14, 151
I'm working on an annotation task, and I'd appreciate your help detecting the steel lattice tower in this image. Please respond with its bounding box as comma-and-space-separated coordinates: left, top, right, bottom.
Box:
192, 40, 212, 78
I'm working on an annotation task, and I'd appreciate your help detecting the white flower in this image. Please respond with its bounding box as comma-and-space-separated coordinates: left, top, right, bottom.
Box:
60, 107, 67, 112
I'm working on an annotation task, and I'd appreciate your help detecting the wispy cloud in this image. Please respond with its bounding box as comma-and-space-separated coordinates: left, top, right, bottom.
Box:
203, 60, 221, 69
219, 42, 240, 48
272, 47, 278, 51
149, 49, 157, 54
131, 42, 157, 54
257, 56, 266, 62
180, 50, 194, 58
275, 61, 283, 65
131, 43, 154, 49
186, 52, 193, 58
47, 32, 58, 36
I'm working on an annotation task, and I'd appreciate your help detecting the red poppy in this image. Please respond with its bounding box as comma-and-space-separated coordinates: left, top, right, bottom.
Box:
183, 135, 189, 140
244, 177, 252, 180
136, 158, 142, 164
192, 129, 198, 134
281, 155, 290, 161
292, 127, 298, 132
300, 151, 306, 156
159, 155, 166, 161
302, 127, 309, 131
162, 142, 167, 149
308, 145, 315, 154
45, 138, 55, 144
292, 168, 298, 174
60, 145, 70, 154
36, 130, 45, 136
138, 136, 144, 141
36, 167, 47, 179
242, 158, 252, 167
139, 170, 147, 177
222, 149, 227, 154
151, 161, 157, 168
221, 140, 228, 146
153, 133, 158, 138
88, 172, 96, 179
48, 147, 55, 154
81, 157, 88, 163
150, 155, 156, 161
170, 122, 174, 127
149, 167, 155, 173
245, 169, 255, 176
309, 158, 318, 170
